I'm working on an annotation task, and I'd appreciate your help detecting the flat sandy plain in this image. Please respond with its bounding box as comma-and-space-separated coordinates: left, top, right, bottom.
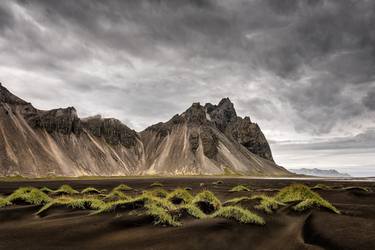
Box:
0, 177, 374, 250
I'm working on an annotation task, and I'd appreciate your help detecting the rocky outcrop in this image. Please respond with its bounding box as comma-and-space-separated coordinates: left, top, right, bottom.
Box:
0, 83, 288, 177
205, 98, 274, 162
81, 116, 138, 148
26, 107, 82, 135
226, 117, 274, 161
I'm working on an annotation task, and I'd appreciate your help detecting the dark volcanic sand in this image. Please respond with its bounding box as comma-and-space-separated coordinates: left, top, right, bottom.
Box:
0, 177, 374, 250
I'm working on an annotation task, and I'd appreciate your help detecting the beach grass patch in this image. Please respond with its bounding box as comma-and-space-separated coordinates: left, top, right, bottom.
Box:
7, 187, 51, 206
37, 197, 106, 215
212, 180, 224, 185
144, 203, 181, 227
167, 188, 193, 205
144, 188, 169, 198
251, 195, 285, 214
212, 206, 265, 225
177, 204, 207, 219
276, 184, 340, 214
192, 190, 221, 214
113, 184, 133, 192
341, 186, 369, 192
229, 185, 250, 192
311, 184, 332, 190
223, 196, 251, 205
81, 187, 102, 194
40, 187, 54, 194
150, 182, 163, 187
0, 197, 11, 207
53, 185, 79, 195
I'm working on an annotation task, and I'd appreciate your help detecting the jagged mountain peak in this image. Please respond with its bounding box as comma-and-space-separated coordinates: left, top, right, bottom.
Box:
0, 82, 287, 177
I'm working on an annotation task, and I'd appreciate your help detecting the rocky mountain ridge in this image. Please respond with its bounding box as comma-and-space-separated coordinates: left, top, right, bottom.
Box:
0, 83, 289, 177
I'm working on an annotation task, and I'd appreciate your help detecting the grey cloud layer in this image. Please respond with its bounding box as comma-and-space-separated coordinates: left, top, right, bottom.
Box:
0, 0, 374, 141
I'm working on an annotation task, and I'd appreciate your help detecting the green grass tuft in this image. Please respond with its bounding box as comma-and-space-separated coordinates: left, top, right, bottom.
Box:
53, 185, 79, 195
229, 185, 250, 192
192, 190, 221, 214
150, 182, 163, 187
113, 184, 133, 192
7, 187, 51, 205
223, 196, 251, 205
167, 188, 193, 205
251, 195, 285, 214
81, 187, 102, 194
212, 206, 265, 225
276, 184, 340, 214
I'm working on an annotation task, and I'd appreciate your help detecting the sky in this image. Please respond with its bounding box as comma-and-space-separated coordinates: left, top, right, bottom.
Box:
0, 0, 374, 176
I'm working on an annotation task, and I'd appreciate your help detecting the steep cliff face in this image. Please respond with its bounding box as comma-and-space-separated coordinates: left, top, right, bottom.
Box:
0, 83, 288, 177
205, 98, 274, 161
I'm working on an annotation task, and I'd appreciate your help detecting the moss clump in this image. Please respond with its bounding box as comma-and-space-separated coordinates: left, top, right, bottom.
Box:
293, 198, 333, 212
7, 187, 51, 206
223, 196, 251, 205
40, 187, 54, 194
144, 188, 169, 198
113, 184, 133, 192
311, 184, 332, 190
37, 197, 106, 215
276, 184, 340, 214
229, 185, 250, 192
192, 190, 221, 214
81, 187, 102, 194
212, 206, 265, 225
167, 189, 193, 205
212, 180, 224, 185
53, 185, 79, 195
251, 195, 285, 214
150, 182, 163, 187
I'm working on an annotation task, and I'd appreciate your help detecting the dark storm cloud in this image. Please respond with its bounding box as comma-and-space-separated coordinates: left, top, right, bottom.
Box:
0, 0, 374, 142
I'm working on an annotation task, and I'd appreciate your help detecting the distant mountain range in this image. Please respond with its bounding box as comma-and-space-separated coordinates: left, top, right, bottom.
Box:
289, 168, 351, 177
0, 83, 289, 177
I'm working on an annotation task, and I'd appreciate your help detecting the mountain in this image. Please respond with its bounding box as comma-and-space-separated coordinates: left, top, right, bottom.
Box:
289, 168, 351, 177
0, 83, 289, 177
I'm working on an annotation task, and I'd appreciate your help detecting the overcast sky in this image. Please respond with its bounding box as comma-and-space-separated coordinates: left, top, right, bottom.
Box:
1, 0, 374, 176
